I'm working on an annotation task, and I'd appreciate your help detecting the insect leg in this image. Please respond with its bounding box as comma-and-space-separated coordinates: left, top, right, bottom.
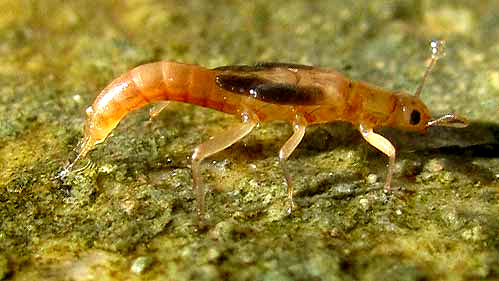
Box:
279, 114, 307, 214
359, 124, 396, 192
149, 101, 170, 120
191, 111, 258, 226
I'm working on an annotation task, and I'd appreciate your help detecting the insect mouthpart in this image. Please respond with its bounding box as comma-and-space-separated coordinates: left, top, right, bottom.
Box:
427, 113, 469, 128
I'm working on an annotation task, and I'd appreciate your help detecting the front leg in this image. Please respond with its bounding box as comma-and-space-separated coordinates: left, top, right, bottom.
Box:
359, 124, 396, 192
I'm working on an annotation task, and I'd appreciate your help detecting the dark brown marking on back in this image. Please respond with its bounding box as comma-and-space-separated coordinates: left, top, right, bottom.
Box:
254, 62, 315, 70
215, 74, 265, 94
215, 74, 324, 105
213, 65, 263, 72
212, 62, 314, 72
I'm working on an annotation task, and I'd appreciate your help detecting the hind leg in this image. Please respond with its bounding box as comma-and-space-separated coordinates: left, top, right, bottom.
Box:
149, 101, 170, 120
191, 112, 258, 227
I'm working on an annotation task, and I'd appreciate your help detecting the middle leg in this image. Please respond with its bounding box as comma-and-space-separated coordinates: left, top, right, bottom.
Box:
279, 113, 308, 214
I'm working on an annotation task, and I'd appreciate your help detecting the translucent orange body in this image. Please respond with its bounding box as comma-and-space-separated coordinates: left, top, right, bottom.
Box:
68, 41, 467, 225
80, 62, 432, 159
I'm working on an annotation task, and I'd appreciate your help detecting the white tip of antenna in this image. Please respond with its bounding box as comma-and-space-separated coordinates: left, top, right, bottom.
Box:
414, 39, 446, 97
430, 39, 446, 60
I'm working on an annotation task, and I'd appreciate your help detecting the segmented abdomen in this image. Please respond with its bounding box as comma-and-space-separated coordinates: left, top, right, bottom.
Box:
128, 61, 241, 114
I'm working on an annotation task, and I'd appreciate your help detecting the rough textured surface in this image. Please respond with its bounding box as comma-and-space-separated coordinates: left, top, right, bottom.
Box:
0, 1, 498, 280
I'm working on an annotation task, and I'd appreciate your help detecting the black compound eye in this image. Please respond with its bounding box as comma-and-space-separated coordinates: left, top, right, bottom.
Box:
410, 110, 421, 125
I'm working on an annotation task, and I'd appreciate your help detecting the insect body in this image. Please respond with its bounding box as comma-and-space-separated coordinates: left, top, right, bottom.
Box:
66, 40, 467, 225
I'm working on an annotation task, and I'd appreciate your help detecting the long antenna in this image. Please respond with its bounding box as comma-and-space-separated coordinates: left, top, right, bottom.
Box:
415, 39, 446, 97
